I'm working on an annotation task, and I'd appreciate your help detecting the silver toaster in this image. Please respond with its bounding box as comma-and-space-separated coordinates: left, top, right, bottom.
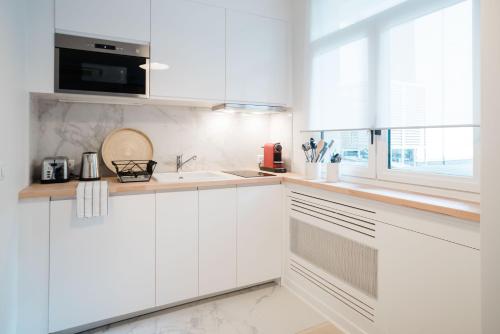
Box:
41, 157, 70, 184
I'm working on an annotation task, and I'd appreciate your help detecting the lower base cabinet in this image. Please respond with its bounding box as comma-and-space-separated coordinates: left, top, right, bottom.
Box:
156, 190, 199, 306
48, 194, 156, 333
237, 184, 283, 287
46, 185, 283, 332
198, 187, 238, 296
284, 186, 481, 334
377, 223, 481, 334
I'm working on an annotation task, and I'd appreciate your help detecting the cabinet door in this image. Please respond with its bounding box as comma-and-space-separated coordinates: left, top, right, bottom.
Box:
150, 0, 225, 100
49, 194, 155, 333
377, 223, 481, 334
26, 0, 54, 93
55, 0, 151, 42
156, 190, 198, 306
237, 184, 283, 287
199, 187, 237, 296
226, 10, 289, 105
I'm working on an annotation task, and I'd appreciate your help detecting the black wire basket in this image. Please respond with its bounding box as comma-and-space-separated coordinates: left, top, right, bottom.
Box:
111, 160, 157, 183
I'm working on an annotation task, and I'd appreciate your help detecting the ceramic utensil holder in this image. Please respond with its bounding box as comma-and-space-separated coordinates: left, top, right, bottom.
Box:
305, 162, 321, 180
326, 163, 340, 182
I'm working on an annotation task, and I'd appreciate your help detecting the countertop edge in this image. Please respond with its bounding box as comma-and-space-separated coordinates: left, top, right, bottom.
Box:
18, 175, 480, 222
283, 177, 480, 222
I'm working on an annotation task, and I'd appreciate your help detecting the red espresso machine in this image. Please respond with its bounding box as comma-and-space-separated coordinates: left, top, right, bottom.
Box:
260, 143, 287, 173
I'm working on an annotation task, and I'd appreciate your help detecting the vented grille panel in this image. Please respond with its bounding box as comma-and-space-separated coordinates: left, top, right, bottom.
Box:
290, 218, 378, 298
290, 191, 376, 214
290, 259, 375, 322
289, 195, 376, 238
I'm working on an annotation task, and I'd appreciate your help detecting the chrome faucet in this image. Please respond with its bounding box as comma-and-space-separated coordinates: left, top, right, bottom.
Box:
176, 154, 197, 172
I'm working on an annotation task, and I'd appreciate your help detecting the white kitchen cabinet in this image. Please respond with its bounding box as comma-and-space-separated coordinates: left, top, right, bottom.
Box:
26, 0, 54, 93
237, 184, 283, 287
156, 190, 199, 306
48, 194, 156, 333
377, 223, 481, 334
198, 187, 237, 296
226, 10, 290, 105
55, 0, 151, 43
18, 198, 50, 334
150, 0, 225, 101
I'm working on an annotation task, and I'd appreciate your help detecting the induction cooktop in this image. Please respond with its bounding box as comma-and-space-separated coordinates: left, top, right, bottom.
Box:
223, 170, 276, 178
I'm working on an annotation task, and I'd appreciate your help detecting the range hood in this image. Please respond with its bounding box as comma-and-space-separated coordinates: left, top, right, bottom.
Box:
211, 103, 288, 113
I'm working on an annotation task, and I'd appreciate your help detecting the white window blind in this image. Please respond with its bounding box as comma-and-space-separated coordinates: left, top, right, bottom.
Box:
307, 0, 479, 131
310, 38, 372, 130
310, 0, 406, 41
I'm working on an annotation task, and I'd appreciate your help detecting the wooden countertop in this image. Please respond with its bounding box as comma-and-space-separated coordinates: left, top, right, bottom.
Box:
284, 176, 480, 222
19, 173, 480, 222
18, 175, 283, 200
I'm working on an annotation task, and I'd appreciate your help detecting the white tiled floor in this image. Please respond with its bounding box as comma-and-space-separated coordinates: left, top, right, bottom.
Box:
82, 283, 326, 334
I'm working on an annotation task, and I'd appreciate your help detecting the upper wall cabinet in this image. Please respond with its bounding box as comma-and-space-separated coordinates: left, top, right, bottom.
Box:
226, 10, 290, 106
150, 0, 225, 101
55, 0, 151, 43
26, 0, 54, 93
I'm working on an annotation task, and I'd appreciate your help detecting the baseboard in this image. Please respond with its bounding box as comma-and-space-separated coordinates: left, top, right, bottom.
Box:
54, 279, 280, 334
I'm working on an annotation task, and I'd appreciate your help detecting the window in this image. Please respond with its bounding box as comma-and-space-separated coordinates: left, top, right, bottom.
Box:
324, 130, 375, 178
306, 0, 479, 191
388, 128, 474, 177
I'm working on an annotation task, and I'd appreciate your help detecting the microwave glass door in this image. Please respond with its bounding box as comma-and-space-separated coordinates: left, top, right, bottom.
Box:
56, 48, 148, 96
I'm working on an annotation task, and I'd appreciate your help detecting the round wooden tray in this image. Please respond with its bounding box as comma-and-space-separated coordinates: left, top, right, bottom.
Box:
101, 128, 154, 173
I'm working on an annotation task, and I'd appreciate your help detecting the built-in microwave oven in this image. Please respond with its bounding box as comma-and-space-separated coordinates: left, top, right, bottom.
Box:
55, 33, 150, 98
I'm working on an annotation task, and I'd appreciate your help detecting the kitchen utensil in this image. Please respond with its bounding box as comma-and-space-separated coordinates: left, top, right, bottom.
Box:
309, 138, 317, 162
302, 143, 311, 162
80, 152, 101, 181
101, 128, 154, 172
331, 153, 342, 163
314, 140, 326, 162
319, 140, 335, 163
41, 157, 70, 184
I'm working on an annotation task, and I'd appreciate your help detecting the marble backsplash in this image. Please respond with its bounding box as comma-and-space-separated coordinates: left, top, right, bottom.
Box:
30, 99, 293, 180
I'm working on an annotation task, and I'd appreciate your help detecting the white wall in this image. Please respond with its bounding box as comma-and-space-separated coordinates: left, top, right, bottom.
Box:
481, 0, 500, 333
290, 0, 308, 174
0, 0, 29, 332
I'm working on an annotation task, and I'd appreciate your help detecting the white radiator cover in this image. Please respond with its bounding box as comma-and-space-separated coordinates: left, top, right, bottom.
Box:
290, 218, 378, 299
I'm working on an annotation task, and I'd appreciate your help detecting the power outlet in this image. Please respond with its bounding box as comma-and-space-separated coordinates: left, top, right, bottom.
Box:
68, 159, 75, 172
0, 162, 5, 182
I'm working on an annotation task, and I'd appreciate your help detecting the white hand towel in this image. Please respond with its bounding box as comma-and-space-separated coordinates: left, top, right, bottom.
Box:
76, 182, 85, 219
77, 181, 109, 218
92, 181, 101, 217
84, 182, 93, 218
100, 181, 109, 216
